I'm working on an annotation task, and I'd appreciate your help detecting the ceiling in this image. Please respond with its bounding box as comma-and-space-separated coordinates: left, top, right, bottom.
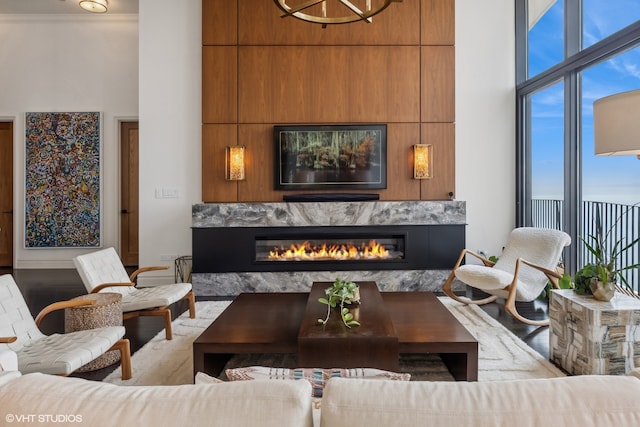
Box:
0, 0, 138, 14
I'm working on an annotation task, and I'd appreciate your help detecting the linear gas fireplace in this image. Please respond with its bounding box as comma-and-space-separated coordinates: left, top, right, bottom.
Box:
193, 224, 462, 273
191, 201, 466, 296
259, 236, 404, 262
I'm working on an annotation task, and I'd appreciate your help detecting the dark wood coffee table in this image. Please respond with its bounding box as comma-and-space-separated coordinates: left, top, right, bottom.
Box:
192, 282, 478, 381
298, 282, 399, 371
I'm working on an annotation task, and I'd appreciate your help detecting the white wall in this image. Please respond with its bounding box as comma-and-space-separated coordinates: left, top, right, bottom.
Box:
137, 0, 202, 284
2, 1, 515, 278
455, 0, 516, 258
0, 14, 138, 268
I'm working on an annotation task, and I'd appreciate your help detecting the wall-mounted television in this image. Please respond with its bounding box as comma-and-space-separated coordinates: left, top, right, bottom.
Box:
274, 124, 387, 191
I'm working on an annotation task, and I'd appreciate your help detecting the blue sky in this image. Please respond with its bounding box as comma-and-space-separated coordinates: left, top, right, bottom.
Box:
529, 0, 640, 205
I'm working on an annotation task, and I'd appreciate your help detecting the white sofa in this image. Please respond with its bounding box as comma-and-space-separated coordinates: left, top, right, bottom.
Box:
0, 371, 313, 427
2, 370, 640, 426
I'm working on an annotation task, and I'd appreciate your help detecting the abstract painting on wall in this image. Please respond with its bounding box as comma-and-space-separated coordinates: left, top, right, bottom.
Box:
25, 112, 101, 248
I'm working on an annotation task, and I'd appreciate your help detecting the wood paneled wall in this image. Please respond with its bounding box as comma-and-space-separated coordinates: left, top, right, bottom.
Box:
202, 0, 455, 202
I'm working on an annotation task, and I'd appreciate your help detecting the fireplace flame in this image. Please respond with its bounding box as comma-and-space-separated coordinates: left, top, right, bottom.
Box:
268, 239, 390, 261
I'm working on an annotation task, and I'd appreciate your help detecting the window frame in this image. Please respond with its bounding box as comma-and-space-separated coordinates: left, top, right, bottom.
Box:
515, 0, 640, 275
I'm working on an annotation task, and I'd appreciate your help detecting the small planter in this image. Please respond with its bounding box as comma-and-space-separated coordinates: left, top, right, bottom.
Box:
318, 278, 361, 328
590, 280, 616, 302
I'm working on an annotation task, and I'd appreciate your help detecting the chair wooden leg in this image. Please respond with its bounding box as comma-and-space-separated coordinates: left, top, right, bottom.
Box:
109, 338, 132, 380
130, 308, 173, 340
163, 309, 172, 340
504, 284, 550, 327
184, 291, 196, 319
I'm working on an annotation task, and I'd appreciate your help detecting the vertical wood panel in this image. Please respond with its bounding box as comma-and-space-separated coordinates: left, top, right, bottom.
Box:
238, 46, 420, 124
203, 0, 237, 45
202, 125, 238, 202
384, 124, 422, 200
421, 0, 455, 45
420, 123, 455, 200
202, 0, 455, 203
202, 47, 238, 124
421, 46, 455, 123
238, 125, 278, 202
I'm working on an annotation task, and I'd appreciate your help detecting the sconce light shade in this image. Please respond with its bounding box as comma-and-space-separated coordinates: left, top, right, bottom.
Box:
413, 144, 432, 179
594, 89, 640, 159
226, 146, 246, 181
79, 0, 108, 13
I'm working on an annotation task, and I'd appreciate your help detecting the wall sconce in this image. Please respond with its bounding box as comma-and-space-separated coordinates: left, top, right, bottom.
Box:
225, 146, 245, 181
594, 89, 640, 160
413, 144, 432, 179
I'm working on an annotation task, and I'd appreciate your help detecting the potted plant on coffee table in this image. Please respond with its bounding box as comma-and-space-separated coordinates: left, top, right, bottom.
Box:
317, 278, 361, 328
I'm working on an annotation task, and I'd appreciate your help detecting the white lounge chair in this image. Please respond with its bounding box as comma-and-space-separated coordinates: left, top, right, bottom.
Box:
0, 274, 131, 379
442, 227, 571, 326
73, 247, 196, 340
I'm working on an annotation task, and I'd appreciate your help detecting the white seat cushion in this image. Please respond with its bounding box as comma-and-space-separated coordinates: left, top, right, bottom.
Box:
120, 283, 192, 312
17, 326, 125, 375
0, 349, 18, 372
455, 265, 541, 302
1, 373, 314, 427
321, 376, 640, 427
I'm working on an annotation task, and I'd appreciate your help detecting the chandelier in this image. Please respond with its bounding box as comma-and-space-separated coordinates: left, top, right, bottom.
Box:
273, 0, 403, 27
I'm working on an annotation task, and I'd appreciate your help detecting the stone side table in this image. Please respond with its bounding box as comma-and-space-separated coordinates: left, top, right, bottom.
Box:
64, 293, 123, 372
549, 289, 640, 375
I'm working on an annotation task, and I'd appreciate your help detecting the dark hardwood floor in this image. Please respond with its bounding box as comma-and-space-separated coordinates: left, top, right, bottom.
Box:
0, 268, 551, 381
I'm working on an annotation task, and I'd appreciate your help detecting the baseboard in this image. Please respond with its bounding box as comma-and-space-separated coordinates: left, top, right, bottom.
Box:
13, 260, 76, 269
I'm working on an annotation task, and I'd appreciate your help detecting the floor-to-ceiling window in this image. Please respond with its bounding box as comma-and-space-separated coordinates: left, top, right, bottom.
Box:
516, 0, 640, 289
530, 81, 565, 231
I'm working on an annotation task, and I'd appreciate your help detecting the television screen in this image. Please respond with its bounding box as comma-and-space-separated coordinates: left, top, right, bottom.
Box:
274, 124, 387, 191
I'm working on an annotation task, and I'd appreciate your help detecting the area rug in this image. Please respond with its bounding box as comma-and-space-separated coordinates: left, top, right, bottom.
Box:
103, 298, 565, 386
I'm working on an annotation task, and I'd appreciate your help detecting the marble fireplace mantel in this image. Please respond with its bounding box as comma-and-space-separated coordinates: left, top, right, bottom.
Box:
191, 201, 466, 297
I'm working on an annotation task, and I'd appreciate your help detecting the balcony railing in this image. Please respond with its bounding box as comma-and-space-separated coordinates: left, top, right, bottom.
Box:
531, 199, 640, 293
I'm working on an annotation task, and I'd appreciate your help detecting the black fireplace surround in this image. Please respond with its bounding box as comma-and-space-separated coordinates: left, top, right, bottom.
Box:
192, 224, 464, 273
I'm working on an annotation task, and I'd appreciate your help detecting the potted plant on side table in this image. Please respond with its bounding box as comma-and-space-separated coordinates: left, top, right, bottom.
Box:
562, 228, 640, 301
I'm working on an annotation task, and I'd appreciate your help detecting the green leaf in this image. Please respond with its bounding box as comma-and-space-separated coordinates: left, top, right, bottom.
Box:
558, 273, 573, 289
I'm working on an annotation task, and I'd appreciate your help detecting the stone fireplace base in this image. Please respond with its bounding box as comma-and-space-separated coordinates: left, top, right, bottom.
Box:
192, 201, 466, 297
192, 270, 452, 296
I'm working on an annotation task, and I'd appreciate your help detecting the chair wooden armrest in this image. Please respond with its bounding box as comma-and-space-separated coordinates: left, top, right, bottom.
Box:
442, 249, 499, 306
0, 337, 17, 343
464, 249, 496, 267
91, 282, 136, 293
35, 300, 96, 327
129, 266, 169, 283
519, 258, 563, 286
